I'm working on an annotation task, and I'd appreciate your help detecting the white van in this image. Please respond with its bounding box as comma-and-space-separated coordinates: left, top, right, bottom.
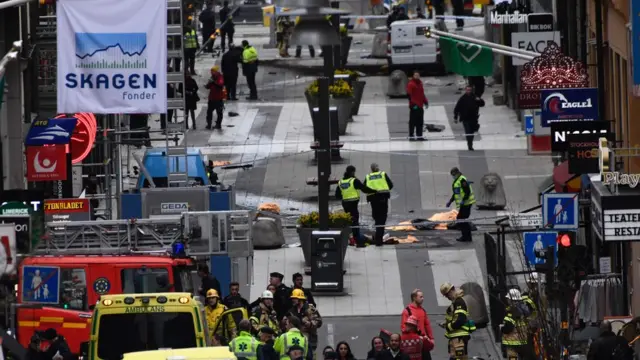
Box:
387, 19, 441, 72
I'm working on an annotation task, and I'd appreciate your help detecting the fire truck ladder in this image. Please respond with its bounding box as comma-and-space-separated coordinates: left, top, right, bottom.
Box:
166, 0, 189, 187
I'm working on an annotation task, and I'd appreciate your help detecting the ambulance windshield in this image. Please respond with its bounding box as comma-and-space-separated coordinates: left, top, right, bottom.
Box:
97, 312, 196, 360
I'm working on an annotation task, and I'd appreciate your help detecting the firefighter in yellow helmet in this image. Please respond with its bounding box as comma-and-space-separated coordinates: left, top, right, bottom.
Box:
250, 290, 280, 336
205, 289, 237, 345
439, 282, 475, 360
501, 289, 531, 360
288, 288, 322, 354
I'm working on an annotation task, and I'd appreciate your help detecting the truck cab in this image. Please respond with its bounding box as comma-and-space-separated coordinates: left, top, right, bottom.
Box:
137, 148, 210, 189
388, 20, 441, 72
16, 255, 196, 354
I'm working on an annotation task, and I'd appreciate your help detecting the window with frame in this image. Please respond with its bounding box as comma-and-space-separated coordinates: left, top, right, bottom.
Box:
121, 268, 171, 293
59, 268, 88, 311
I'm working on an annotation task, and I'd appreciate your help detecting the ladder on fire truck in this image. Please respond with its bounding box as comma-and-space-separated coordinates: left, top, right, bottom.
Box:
166, 0, 189, 187
34, 210, 253, 257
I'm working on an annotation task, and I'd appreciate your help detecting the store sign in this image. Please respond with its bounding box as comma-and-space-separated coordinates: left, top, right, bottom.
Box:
0, 190, 45, 251
527, 13, 554, 32
0, 215, 31, 254
632, 0, 640, 96
603, 209, 640, 241
161, 202, 188, 214
24, 117, 78, 146
490, 10, 529, 24
566, 133, 600, 174
541, 88, 599, 125
550, 121, 610, 152
44, 198, 92, 222
602, 172, 640, 188
511, 31, 559, 66
25, 145, 68, 182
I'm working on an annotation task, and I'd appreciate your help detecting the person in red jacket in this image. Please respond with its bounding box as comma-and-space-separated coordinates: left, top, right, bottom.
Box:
405, 71, 429, 141
401, 316, 434, 360
205, 65, 225, 130
401, 289, 434, 340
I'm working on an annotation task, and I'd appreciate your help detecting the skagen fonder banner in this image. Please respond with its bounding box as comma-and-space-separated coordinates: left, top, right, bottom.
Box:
56, 0, 167, 114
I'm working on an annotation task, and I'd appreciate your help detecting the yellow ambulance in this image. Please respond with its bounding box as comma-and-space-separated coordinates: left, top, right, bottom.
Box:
89, 293, 209, 360
123, 347, 236, 360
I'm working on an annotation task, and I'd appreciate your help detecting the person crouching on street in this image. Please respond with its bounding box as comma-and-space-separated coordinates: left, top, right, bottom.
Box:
205, 66, 225, 130
335, 165, 376, 248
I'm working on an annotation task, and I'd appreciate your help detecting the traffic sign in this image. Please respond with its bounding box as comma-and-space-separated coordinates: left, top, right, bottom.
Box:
25, 117, 77, 146
543, 193, 579, 229
21, 265, 60, 304
525, 114, 534, 135
523, 231, 558, 266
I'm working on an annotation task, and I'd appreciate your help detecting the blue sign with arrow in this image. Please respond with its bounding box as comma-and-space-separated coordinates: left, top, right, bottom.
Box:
25, 118, 78, 146
525, 114, 534, 135
542, 193, 579, 230
523, 231, 558, 267
21, 265, 60, 304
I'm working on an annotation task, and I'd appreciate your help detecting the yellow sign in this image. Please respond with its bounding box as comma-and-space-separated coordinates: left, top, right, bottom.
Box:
124, 306, 165, 314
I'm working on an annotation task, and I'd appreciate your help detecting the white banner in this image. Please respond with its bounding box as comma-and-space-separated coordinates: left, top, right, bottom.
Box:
57, 0, 167, 114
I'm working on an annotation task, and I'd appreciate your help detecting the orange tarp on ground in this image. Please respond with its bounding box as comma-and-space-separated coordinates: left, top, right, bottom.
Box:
385, 209, 459, 231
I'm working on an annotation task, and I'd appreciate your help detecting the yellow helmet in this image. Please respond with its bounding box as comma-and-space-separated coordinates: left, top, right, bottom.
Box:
206, 289, 220, 298
440, 282, 454, 296
290, 289, 306, 300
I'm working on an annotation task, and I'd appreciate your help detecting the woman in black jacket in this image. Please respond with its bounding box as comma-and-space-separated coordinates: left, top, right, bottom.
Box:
336, 341, 356, 360
366, 336, 386, 360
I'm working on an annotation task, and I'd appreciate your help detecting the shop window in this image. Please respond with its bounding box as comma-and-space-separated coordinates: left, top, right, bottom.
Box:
121, 268, 171, 293
59, 268, 88, 311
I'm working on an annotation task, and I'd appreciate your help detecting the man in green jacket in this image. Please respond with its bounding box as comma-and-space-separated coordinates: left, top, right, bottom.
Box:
273, 316, 313, 360
446, 167, 476, 243
230, 320, 259, 360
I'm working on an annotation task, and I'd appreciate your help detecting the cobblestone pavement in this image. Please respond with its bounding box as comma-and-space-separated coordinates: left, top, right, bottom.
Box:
118, 25, 549, 359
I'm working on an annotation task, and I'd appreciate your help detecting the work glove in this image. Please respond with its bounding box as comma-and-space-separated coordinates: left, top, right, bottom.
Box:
446, 201, 452, 208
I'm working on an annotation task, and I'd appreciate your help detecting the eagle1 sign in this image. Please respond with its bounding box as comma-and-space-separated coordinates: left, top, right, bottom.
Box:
540, 88, 599, 124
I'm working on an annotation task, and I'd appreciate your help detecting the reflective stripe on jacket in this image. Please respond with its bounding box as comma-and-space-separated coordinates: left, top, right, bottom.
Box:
274, 328, 308, 359
502, 313, 528, 346
444, 297, 475, 339
339, 178, 360, 201
230, 331, 259, 360
184, 29, 198, 49
452, 175, 476, 206
365, 171, 390, 192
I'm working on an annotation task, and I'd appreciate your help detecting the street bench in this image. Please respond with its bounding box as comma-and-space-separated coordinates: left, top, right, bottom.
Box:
306, 177, 340, 186
309, 141, 344, 150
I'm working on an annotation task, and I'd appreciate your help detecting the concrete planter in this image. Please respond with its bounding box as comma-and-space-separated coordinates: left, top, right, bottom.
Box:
305, 91, 319, 124
331, 96, 353, 129
297, 226, 350, 267
351, 80, 366, 116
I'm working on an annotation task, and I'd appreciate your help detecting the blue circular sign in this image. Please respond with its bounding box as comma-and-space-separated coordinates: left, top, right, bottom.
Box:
93, 277, 111, 294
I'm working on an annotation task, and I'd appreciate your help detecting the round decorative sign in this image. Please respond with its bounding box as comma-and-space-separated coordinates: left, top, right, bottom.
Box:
55, 113, 97, 164
93, 277, 111, 294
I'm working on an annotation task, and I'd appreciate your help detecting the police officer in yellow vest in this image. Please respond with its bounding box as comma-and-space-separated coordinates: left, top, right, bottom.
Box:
439, 282, 475, 360
335, 165, 376, 248
230, 319, 259, 360
183, 25, 199, 75
501, 289, 530, 360
363, 163, 394, 246
241, 40, 259, 100
446, 167, 475, 243
274, 316, 312, 360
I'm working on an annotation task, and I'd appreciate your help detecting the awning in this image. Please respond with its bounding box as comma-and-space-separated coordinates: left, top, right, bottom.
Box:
553, 161, 581, 193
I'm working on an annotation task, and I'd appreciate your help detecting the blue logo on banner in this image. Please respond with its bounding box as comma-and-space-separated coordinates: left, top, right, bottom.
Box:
523, 232, 558, 267
21, 266, 60, 304
25, 118, 78, 145
634, 1, 640, 95
542, 193, 579, 230
525, 115, 534, 135
540, 88, 599, 126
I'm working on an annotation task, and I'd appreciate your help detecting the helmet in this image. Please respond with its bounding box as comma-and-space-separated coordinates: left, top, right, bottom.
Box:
404, 316, 419, 327
206, 289, 220, 298
527, 272, 539, 283
262, 290, 274, 299
506, 288, 522, 301
290, 289, 306, 300
440, 282, 454, 296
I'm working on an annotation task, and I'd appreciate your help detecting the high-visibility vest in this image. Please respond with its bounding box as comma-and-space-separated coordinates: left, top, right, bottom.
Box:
521, 294, 539, 327
274, 329, 308, 359
444, 297, 476, 339
184, 29, 198, 49
502, 310, 528, 346
339, 178, 360, 201
365, 171, 390, 193
452, 175, 476, 206
242, 46, 258, 64
230, 331, 259, 360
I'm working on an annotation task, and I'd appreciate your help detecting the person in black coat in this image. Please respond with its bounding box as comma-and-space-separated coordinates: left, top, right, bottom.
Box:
587, 321, 633, 360
453, 85, 485, 151
219, 1, 235, 53
199, 2, 216, 53
221, 46, 242, 101
198, 264, 222, 298
378, 334, 410, 360
185, 72, 199, 130
451, 0, 464, 29
257, 327, 279, 360
270, 272, 290, 320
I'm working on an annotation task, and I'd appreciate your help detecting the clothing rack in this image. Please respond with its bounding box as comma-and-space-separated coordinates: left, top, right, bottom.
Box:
583, 273, 622, 279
